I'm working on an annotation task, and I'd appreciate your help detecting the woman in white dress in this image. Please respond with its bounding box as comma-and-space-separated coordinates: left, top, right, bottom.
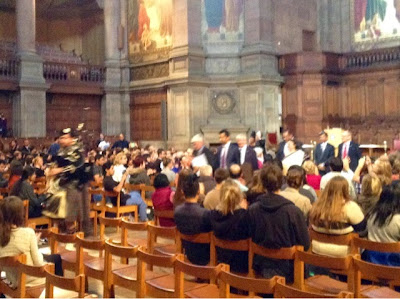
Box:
282, 140, 305, 175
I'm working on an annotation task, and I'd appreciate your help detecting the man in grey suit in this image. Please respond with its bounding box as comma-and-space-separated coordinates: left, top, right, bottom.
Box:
314, 131, 335, 175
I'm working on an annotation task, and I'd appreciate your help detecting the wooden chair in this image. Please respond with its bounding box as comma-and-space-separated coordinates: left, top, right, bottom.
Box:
178, 231, 215, 265
274, 277, 354, 298
147, 222, 178, 256
0, 254, 28, 298
137, 246, 205, 298
211, 235, 252, 275
302, 230, 360, 294
23, 199, 53, 228
120, 218, 148, 248
49, 230, 89, 273
44, 263, 86, 298
175, 253, 227, 298
352, 236, 400, 297
103, 240, 163, 298
250, 241, 302, 279
140, 184, 155, 207
102, 189, 138, 221
17, 260, 49, 298
153, 209, 174, 226
218, 268, 282, 298
88, 185, 104, 213
99, 215, 122, 242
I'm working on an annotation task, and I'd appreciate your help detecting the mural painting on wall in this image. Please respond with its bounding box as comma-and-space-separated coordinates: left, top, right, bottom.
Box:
353, 0, 400, 44
202, 0, 244, 42
128, 0, 173, 63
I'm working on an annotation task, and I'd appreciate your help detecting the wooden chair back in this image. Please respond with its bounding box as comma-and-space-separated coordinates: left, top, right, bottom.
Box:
211, 235, 252, 274
99, 216, 122, 240
353, 236, 400, 253
153, 209, 174, 226
309, 229, 357, 251
274, 277, 354, 298
352, 254, 400, 297
49, 231, 84, 254
177, 231, 215, 264
103, 190, 121, 207
0, 254, 27, 298
18, 261, 48, 298
174, 253, 227, 297
44, 263, 86, 298
218, 268, 281, 297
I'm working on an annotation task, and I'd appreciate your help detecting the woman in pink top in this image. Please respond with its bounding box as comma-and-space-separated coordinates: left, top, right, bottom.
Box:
151, 173, 175, 227
303, 160, 321, 190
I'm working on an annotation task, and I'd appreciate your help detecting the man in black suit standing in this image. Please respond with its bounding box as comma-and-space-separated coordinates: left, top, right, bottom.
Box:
337, 130, 361, 172
215, 129, 240, 169
276, 129, 294, 161
314, 131, 335, 175
236, 133, 259, 171
191, 134, 215, 169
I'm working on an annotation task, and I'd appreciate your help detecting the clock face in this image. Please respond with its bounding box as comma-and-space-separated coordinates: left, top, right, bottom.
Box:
213, 94, 235, 114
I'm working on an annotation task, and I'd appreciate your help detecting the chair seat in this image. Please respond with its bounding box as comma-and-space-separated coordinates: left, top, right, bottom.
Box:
61, 250, 91, 264
127, 238, 147, 248
153, 244, 177, 256
306, 275, 374, 294
84, 257, 128, 273
361, 286, 400, 298
112, 265, 167, 282
26, 285, 45, 298
146, 273, 206, 294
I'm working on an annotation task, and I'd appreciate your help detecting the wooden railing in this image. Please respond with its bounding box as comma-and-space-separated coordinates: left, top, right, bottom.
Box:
0, 57, 19, 79
340, 46, 400, 70
43, 62, 105, 84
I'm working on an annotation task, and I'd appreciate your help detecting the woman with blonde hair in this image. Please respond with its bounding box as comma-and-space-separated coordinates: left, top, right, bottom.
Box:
210, 179, 249, 273
113, 152, 128, 183
309, 176, 365, 257
302, 160, 321, 191
356, 174, 382, 215
372, 157, 392, 187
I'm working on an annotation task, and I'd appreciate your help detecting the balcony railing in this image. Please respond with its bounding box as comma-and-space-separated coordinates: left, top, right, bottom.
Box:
43, 62, 105, 84
0, 57, 19, 79
340, 46, 400, 70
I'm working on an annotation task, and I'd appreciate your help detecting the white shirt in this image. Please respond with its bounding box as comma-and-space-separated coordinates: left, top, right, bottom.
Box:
320, 141, 328, 152
283, 142, 290, 157
239, 145, 247, 165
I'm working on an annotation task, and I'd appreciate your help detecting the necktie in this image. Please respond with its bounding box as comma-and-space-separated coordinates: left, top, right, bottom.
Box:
343, 144, 348, 159
221, 147, 226, 168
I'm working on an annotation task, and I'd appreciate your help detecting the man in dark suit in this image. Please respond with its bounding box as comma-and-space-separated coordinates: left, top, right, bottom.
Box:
277, 129, 294, 161
236, 133, 258, 171
191, 134, 215, 169
314, 131, 335, 175
337, 130, 361, 172
215, 129, 240, 169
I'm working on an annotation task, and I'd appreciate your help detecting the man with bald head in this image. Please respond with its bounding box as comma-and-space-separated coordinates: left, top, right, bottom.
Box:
236, 133, 258, 171
229, 164, 248, 192
337, 130, 361, 172
111, 133, 129, 150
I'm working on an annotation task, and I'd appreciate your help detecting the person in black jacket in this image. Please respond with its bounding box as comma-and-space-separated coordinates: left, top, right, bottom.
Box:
191, 134, 215, 169
248, 165, 310, 283
210, 179, 249, 273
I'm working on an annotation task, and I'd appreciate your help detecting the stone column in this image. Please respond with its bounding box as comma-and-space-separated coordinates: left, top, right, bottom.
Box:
14, 0, 48, 137
102, 0, 125, 136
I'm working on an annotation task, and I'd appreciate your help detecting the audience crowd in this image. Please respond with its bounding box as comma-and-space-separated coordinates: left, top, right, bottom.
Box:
1, 127, 400, 294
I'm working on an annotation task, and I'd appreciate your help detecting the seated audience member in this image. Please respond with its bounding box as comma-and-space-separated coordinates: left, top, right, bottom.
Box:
280, 165, 312, 219
229, 164, 249, 193
302, 160, 321, 190
355, 174, 382, 215
198, 165, 216, 195
248, 165, 310, 282
298, 166, 318, 203
246, 170, 265, 206
32, 155, 45, 178
210, 179, 249, 273
309, 176, 365, 257
365, 183, 400, 266
369, 155, 392, 187
152, 173, 175, 227
8, 164, 23, 190
203, 168, 230, 210
10, 151, 23, 176
391, 158, 400, 183
112, 152, 128, 183
320, 157, 356, 199
161, 158, 176, 184
0, 196, 63, 291
10, 167, 44, 218
129, 156, 151, 185
173, 169, 199, 208
0, 159, 8, 188
103, 162, 147, 221
174, 173, 212, 265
